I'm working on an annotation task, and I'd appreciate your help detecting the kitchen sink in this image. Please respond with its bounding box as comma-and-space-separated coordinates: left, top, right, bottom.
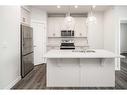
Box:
72, 49, 95, 53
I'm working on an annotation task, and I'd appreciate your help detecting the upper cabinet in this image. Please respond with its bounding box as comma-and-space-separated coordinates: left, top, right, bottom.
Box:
48, 17, 64, 37
21, 7, 31, 26
74, 17, 87, 37
48, 17, 88, 37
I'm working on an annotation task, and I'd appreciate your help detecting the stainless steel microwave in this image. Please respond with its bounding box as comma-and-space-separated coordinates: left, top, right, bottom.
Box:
61, 30, 74, 37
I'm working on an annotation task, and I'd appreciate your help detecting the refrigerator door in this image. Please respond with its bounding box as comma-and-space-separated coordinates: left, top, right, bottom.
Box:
22, 25, 33, 55
21, 24, 34, 78
21, 52, 34, 78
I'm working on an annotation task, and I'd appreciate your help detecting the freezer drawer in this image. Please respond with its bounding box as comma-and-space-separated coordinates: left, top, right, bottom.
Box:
21, 52, 34, 78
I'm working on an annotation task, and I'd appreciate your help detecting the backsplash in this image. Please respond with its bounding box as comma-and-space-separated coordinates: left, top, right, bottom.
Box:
47, 17, 89, 51
47, 37, 89, 51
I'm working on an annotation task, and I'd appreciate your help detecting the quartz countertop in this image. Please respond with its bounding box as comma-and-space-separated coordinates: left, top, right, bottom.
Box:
44, 49, 125, 58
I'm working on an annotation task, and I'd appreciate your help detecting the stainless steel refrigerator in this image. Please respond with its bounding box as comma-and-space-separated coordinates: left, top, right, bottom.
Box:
21, 24, 34, 78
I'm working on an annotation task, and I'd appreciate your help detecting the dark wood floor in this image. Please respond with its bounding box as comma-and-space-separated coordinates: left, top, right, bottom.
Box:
12, 56, 127, 89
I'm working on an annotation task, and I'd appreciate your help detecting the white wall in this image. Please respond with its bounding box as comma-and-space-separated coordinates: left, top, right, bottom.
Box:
104, 6, 127, 70
31, 7, 47, 65
31, 7, 47, 23
104, 7, 119, 70
88, 12, 104, 49
104, 8, 115, 52
114, 6, 127, 55
120, 23, 127, 53
0, 6, 21, 89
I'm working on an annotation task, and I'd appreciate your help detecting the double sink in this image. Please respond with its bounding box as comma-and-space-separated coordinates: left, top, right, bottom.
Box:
72, 49, 95, 53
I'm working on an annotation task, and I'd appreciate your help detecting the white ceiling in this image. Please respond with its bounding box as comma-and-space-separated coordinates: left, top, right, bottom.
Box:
30, 5, 113, 13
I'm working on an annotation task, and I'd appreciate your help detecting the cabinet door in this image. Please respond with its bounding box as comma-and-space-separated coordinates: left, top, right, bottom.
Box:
54, 18, 63, 37
48, 18, 55, 37
48, 17, 64, 37
74, 17, 87, 37
21, 8, 31, 25
80, 59, 115, 87
80, 59, 102, 87
47, 58, 80, 87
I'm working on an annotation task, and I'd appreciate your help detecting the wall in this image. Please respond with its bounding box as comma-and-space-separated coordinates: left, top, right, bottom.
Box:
0, 6, 20, 89
114, 6, 127, 55
104, 6, 127, 70
104, 7, 119, 70
120, 23, 127, 53
31, 7, 47, 23
31, 7, 47, 65
104, 8, 115, 52
88, 12, 104, 49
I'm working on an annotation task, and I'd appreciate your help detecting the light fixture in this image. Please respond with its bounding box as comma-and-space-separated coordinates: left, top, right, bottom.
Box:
92, 5, 96, 9
64, 13, 75, 30
86, 6, 97, 25
74, 5, 78, 8
57, 5, 61, 8
86, 16, 97, 25
65, 13, 73, 22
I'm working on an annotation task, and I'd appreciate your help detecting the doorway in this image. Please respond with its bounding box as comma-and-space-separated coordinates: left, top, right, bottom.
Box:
31, 20, 47, 66
120, 20, 127, 69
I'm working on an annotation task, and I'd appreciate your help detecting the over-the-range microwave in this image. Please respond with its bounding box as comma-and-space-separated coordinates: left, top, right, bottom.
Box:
61, 30, 74, 37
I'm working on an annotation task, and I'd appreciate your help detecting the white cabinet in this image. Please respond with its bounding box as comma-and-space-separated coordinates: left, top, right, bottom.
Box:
48, 17, 64, 37
47, 58, 115, 87
80, 59, 115, 87
48, 17, 87, 37
47, 58, 80, 87
74, 17, 87, 37
48, 18, 55, 37
80, 59, 102, 87
21, 7, 31, 25
47, 17, 88, 50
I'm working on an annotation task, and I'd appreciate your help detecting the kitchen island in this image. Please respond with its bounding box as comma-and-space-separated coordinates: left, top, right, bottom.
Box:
45, 49, 124, 87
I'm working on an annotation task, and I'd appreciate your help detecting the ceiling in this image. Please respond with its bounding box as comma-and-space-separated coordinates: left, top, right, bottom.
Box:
30, 5, 113, 13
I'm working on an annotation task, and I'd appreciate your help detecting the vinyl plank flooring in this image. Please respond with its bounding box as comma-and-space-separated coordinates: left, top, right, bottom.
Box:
12, 58, 127, 89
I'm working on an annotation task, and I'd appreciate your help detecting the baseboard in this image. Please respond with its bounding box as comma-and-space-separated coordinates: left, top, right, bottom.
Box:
4, 76, 21, 89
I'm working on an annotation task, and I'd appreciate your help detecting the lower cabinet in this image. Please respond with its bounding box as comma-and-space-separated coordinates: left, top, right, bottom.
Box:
47, 58, 80, 87
80, 59, 115, 87
47, 58, 115, 87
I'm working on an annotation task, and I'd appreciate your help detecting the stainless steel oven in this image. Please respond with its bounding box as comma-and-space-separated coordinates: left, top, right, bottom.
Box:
60, 39, 75, 50
60, 43, 75, 49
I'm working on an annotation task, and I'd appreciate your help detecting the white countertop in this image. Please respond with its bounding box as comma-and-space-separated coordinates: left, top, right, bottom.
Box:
45, 49, 125, 58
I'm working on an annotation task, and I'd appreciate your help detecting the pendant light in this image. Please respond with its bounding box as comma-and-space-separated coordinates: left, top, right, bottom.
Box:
65, 13, 73, 22
86, 6, 97, 25
64, 7, 75, 30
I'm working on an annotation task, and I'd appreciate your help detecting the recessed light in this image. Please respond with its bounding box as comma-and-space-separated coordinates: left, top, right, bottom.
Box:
74, 5, 78, 8
57, 5, 61, 8
92, 5, 96, 9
